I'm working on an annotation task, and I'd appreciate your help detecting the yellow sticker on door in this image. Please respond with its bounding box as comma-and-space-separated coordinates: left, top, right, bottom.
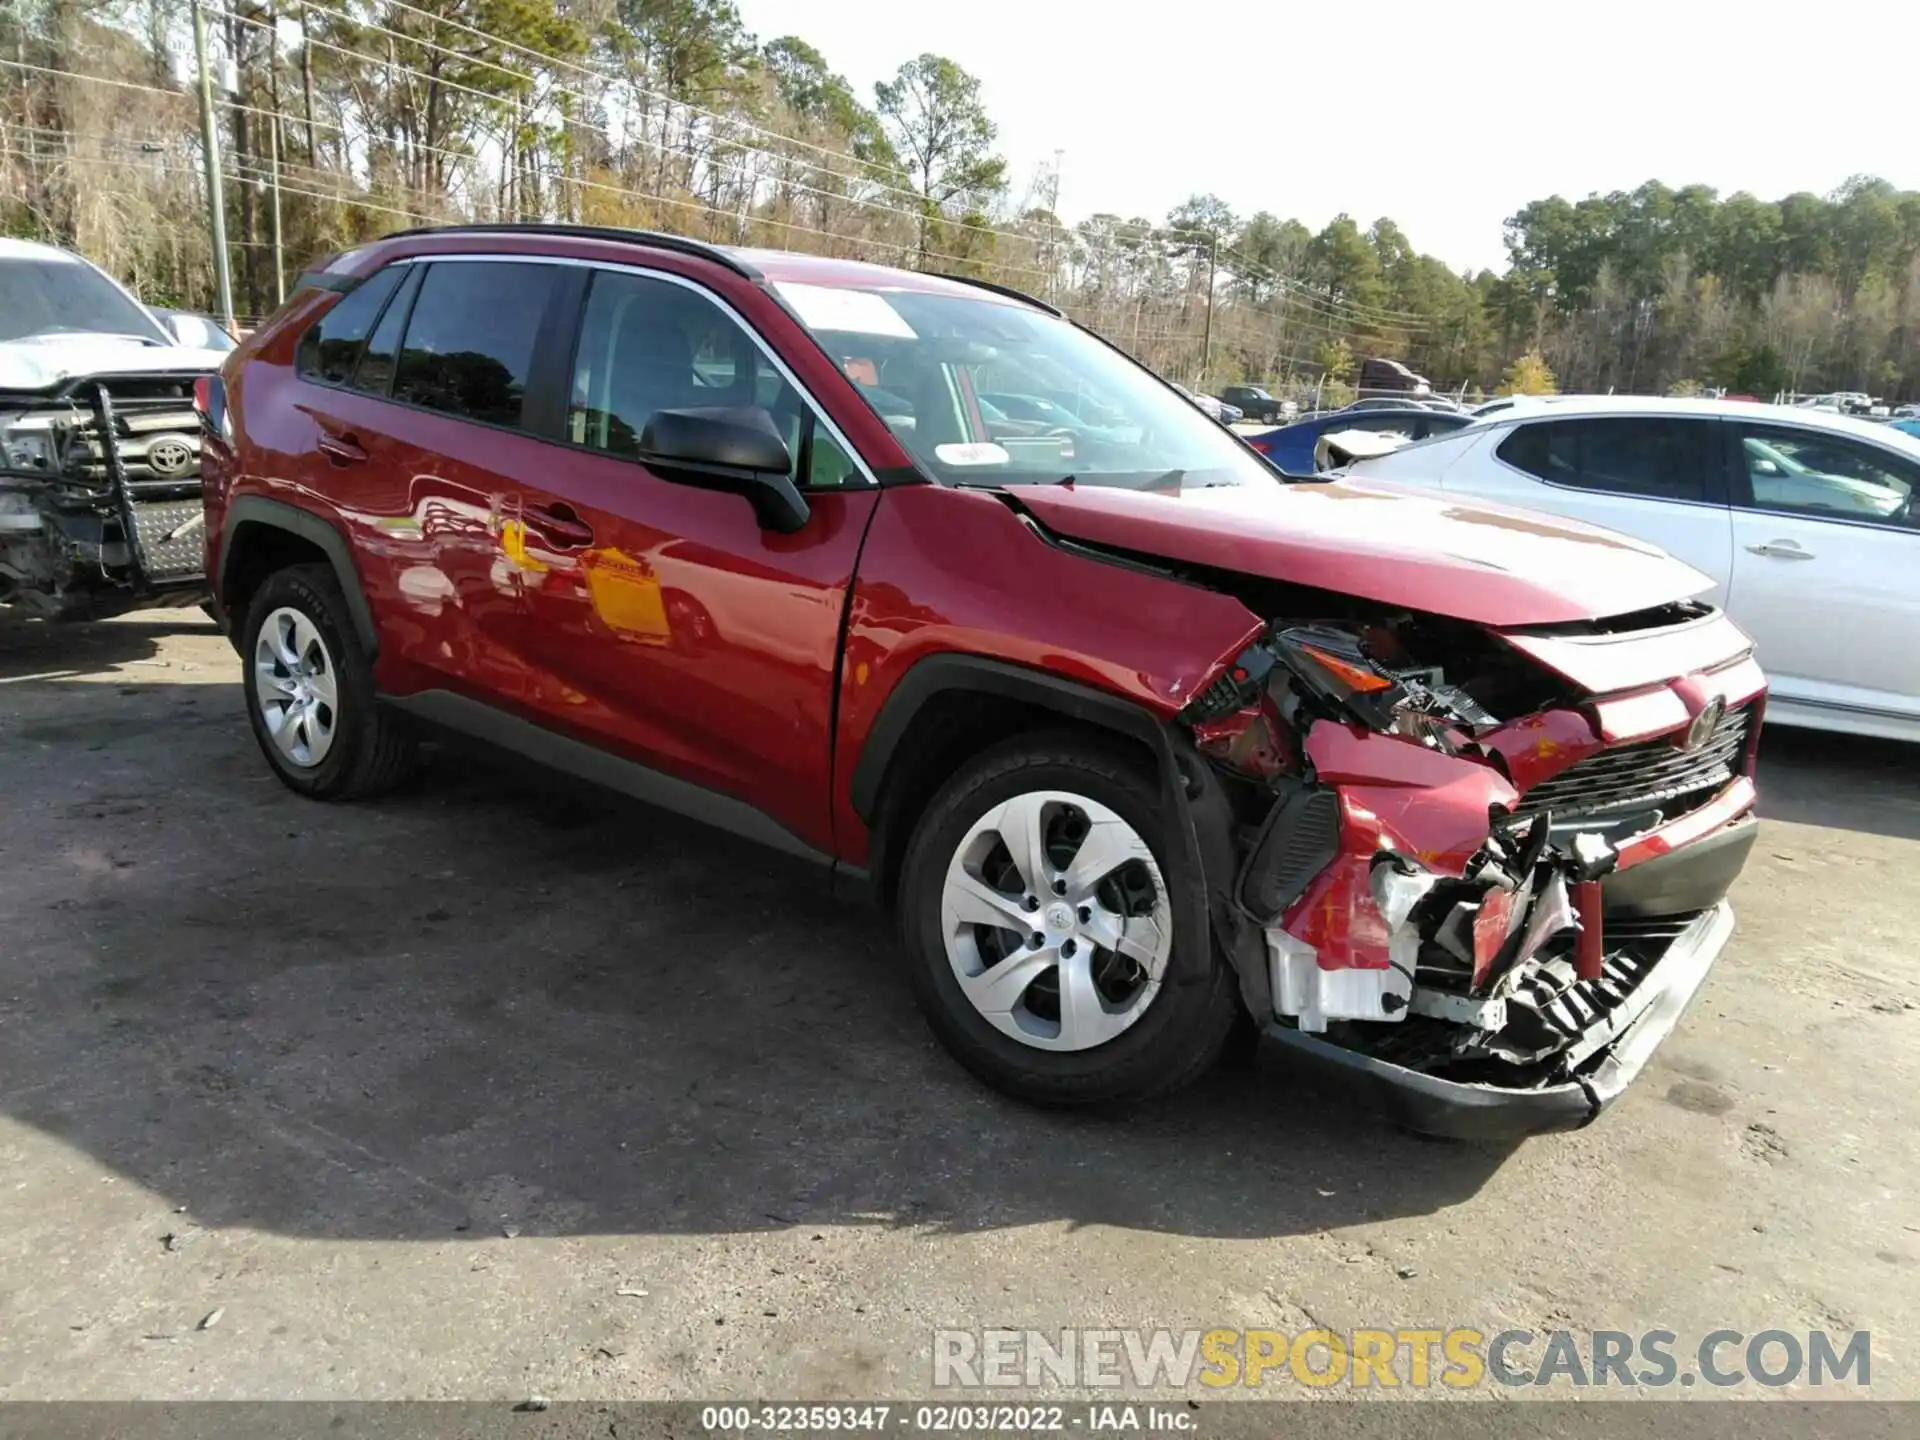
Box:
582, 547, 670, 643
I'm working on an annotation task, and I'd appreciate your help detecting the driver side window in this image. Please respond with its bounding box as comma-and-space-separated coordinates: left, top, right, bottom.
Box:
1730, 424, 1918, 528
569, 269, 864, 490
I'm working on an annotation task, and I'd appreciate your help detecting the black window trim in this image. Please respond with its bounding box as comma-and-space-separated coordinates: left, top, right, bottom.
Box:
294, 259, 414, 390
1720, 417, 1920, 537
1490, 412, 1731, 510
344, 261, 425, 398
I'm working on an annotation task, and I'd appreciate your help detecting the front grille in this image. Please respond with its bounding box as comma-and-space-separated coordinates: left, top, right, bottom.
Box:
1514, 703, 1751, 822
69, 403, 203, 487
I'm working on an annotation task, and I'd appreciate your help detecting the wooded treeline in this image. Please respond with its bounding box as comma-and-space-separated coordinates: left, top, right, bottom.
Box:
6, 0, 1918, 403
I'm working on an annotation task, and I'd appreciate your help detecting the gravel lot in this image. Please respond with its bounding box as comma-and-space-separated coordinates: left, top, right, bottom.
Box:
1, 610, 1916, 1402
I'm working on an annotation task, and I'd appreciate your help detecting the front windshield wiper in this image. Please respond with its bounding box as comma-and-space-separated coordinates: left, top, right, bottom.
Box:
954, 468, 1248, 491
1038, 470, 1185, 490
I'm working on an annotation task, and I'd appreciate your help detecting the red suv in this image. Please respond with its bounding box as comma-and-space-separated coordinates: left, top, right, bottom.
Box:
200, 225, 1764, 1136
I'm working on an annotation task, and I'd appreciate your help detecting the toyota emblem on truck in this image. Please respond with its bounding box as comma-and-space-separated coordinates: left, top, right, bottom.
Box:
144, 437, 196, 476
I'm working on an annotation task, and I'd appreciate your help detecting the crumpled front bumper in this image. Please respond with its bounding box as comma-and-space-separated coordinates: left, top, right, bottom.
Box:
1260, 900, 1735, 1141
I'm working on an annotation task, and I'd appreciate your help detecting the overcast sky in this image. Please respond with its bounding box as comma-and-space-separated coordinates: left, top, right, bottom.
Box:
733, 0, 1916, 275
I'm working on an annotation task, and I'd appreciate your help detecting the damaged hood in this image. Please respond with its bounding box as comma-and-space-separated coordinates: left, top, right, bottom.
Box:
0, 334, 226, 394
1013, 477, 1712, 628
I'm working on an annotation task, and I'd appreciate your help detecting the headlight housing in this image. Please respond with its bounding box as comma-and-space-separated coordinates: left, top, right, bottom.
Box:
1271, 625, 1496, 748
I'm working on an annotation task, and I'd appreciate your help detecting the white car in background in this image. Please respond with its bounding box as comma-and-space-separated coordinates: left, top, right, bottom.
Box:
1347, 395, 1920, 742
0, 237, 228, 618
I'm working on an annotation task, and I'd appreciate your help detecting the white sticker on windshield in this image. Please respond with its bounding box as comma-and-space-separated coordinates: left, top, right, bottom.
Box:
934, 442, 1012, 467
774, 282, 918, 339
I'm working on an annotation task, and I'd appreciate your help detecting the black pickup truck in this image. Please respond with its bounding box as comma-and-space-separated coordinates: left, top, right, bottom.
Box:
1216, 384, 1290, 423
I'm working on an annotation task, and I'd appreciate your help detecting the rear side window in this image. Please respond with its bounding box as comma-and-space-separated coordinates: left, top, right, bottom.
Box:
392, 261, 558, 429
295, 266, 406, 385
1497, 417, 1714, 501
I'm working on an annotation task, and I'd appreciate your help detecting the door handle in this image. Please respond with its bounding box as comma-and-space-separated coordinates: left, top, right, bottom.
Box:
1745, 541, 1814, 560
524, 502, 594, 548
316, 431, 368, 466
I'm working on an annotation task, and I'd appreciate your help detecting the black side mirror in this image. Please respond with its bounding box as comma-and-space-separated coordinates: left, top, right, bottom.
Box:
637, 406, 809, 533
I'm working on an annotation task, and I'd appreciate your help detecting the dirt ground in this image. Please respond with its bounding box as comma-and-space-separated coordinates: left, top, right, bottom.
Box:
1, 610, 1915, 1403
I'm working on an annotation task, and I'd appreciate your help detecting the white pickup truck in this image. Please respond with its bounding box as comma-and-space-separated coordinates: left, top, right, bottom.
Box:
0, 238, 228, 618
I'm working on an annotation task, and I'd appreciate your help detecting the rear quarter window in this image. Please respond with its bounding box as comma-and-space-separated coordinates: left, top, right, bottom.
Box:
295, 266, 407, 385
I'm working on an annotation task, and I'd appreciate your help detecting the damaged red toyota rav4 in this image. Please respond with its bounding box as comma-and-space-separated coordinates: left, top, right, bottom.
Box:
199, 226, 1764, 1138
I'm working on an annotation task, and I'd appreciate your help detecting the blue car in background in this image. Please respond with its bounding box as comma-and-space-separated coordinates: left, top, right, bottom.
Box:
1891, 417, 1920, 440
1243, 406, 1473, 474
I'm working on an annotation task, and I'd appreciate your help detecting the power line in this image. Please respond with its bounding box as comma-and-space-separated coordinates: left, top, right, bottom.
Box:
4, 52, 1051, 283
216, 3, 1001, 239
3, 31, 1462, 381
372, 0, 942, 194
6, 38, 1411, 340
213, 4, 1426, 335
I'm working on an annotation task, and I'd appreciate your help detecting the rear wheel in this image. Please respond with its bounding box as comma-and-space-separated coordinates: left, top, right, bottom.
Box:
897, 733, 1240, 1106
241, 564, 417, 800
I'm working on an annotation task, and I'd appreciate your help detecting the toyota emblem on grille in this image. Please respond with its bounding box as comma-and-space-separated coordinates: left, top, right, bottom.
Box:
145, 437, 195, 476
1685, 696, 1726, 751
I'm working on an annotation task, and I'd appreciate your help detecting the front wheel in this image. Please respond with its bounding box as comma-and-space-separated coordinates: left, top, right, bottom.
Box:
896, 733, 1241, 1106
240, 563, 418, 800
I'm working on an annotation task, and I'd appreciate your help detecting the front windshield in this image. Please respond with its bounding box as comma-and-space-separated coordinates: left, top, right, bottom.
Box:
775, 280, 1275, 490
0, 256, 170, 344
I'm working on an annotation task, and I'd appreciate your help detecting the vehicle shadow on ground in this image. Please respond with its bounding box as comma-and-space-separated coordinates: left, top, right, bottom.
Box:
6, 675, 1907, 1246
2, 673, 1518, 1245
0, 611, 214, 681
1753, 723, 1920, 843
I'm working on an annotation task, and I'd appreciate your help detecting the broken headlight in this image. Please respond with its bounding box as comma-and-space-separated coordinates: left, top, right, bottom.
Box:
1272, 625, 1496, 748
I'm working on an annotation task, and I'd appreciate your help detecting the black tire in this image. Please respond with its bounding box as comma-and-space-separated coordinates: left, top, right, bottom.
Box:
240, 563, 417, 800
896, 731, 1242, 1107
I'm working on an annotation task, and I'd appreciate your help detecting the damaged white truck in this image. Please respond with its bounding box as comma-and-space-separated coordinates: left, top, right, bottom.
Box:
0, 238, 223, 619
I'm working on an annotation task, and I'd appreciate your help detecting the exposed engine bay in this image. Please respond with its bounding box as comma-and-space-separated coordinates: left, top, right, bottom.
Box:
0, 376, 209, 618
1178, 597, 1763, 1137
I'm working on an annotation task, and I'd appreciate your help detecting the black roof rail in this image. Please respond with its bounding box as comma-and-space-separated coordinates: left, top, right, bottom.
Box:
376, 223, 760, 279
932, 272, 1062, 317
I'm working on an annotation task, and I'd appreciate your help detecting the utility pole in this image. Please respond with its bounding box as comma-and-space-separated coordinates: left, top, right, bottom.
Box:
191, 0, 235, 336
267, 4, 285, 306
299, 0, 317, 163
269, 113, 285, 305
1200, 233, 1218, 386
